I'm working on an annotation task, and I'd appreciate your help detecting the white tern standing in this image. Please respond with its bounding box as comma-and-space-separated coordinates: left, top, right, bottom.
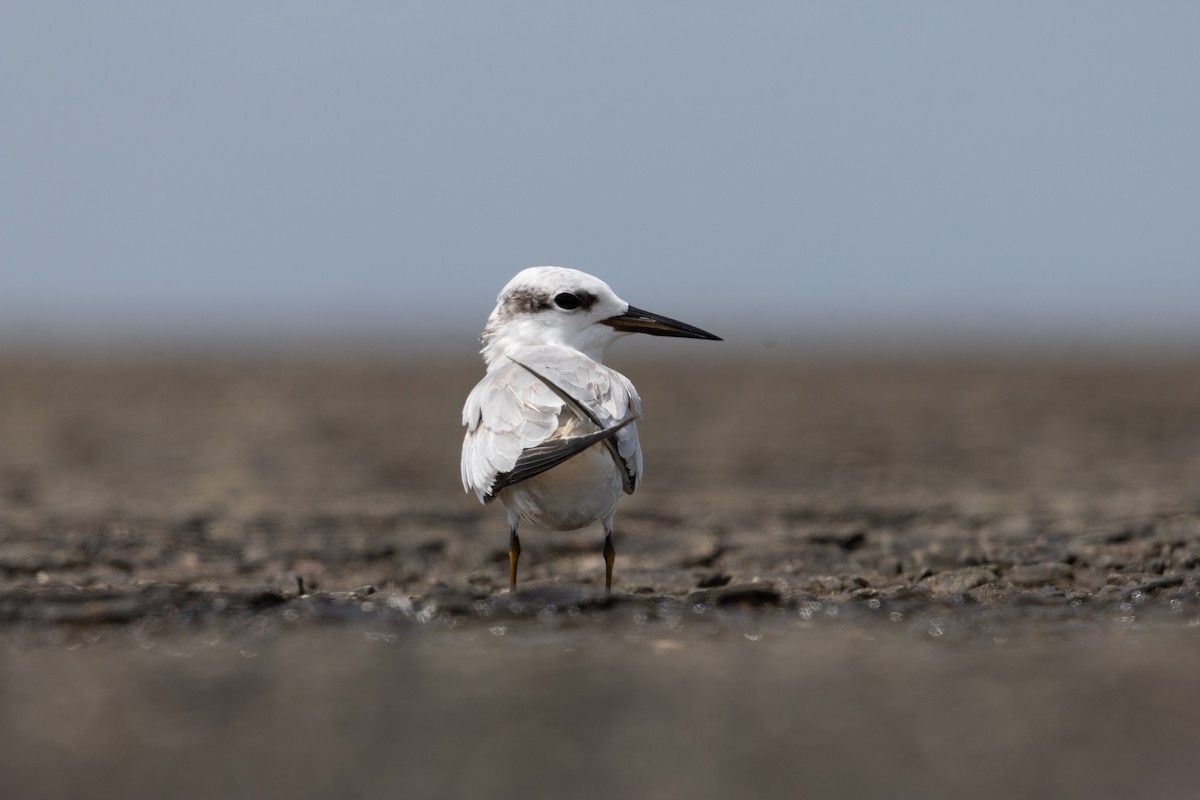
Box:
461, 267, 721, 592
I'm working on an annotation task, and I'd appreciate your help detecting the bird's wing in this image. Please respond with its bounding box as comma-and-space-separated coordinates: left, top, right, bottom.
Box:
506, 356, 635, 491
461, 345, 643, 503
486, 415, 638, 498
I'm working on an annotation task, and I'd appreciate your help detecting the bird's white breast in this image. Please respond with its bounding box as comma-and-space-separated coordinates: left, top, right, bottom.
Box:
499, 441, 624, 531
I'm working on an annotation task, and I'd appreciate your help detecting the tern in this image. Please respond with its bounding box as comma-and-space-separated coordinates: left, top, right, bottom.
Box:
461, 267, 721, 592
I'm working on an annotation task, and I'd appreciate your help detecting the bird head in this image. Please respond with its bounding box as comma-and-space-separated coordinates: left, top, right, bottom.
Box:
480, 266, 721, 367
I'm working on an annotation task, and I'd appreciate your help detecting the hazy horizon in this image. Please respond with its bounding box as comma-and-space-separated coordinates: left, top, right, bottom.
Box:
3, 3, 1197, 352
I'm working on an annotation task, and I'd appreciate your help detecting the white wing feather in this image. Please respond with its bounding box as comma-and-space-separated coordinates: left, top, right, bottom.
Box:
461, 345, 643, 502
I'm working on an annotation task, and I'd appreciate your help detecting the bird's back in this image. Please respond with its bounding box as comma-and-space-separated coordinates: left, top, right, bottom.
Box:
461, 345, 644, 504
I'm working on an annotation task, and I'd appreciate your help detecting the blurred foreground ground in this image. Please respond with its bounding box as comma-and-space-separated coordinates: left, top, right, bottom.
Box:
2, 352, 1199, 798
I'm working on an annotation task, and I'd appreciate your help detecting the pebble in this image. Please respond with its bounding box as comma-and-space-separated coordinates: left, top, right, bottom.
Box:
1005, 563, 1074, 586
921, 567, 997, 596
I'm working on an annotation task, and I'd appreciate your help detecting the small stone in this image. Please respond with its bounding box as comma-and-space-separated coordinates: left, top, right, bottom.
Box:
1122, 575, 1185, 600
922, 567, 997, 596
686, 583, 783, 608
1006, 563, 1073, 586
694, 573, 731, 589
807, 531, 867, 551
807, 575, 844, 594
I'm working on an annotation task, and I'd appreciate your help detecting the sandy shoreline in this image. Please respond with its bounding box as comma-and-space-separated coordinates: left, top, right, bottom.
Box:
2, 354, 1199, 797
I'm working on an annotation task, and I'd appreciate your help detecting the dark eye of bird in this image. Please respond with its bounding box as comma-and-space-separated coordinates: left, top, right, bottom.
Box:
554, 292, 583, 310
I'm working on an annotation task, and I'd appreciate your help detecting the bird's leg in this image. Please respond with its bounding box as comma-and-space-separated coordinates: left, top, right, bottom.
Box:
508, 524, 521, 592
602, 524, 616, 594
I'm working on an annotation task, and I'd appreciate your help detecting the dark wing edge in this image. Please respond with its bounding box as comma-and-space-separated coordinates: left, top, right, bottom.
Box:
507, 356, 638, 493
485, 415, 637, 501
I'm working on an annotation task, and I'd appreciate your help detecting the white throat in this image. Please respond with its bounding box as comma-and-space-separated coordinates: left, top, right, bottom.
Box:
481, 315, 622, 369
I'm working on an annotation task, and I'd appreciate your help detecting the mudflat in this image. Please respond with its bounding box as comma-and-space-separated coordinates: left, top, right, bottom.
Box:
2, 353, 1198, 798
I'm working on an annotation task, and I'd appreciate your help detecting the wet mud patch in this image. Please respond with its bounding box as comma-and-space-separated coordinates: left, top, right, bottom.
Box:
3, 355, 1200, 642
4, 352, 1200, 800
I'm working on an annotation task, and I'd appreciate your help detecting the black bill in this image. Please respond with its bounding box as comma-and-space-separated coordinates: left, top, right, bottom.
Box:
601, 305, 722, 340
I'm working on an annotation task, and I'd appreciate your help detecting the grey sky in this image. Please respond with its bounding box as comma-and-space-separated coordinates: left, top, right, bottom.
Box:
2, 3, 1197, 348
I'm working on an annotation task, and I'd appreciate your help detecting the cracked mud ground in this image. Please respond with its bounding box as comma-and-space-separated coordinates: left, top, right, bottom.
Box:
2, 353, 1200, 799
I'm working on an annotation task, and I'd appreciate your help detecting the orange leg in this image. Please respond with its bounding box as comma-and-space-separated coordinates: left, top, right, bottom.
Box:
603, 528, 616, 593
508, 526, 521, 592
